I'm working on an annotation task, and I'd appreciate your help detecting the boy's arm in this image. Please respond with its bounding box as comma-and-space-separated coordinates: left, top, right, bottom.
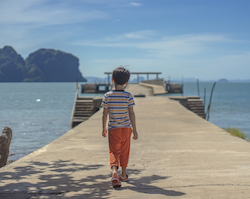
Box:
128, 106, 138, 140
102, 108, 108, 137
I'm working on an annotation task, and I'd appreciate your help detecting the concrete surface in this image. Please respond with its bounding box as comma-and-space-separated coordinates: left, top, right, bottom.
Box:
1, 85, 250, 199
126, 84, 154, 96
139, 83, 167, 95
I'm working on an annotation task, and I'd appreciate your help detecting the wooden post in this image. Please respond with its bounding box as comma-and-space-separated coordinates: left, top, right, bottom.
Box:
197, 79, 200, 97
137, 74, 139, 83
0, 127, 12, 168
147, 74, 149, 80
204, 87, 206, 113
108, 74, 110, 85
182, 76, 184, 96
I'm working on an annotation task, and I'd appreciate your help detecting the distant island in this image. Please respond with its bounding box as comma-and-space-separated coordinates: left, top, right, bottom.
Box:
0, 45, 86, 82
217, 78, 229, 83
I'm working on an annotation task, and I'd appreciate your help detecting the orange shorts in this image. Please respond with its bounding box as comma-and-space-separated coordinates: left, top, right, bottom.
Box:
108, 128, 132, 169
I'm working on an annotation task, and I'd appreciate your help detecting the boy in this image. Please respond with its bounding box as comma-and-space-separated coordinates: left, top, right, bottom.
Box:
101, 66, 138, 188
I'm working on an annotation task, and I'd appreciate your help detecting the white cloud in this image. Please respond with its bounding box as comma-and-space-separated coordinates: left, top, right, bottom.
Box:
104, 30, 156, 41
125, 30, 155, 39
162, 34, 231, 43
75, 33, 250, 79
0, 0, 109, 26
128, 2, 143, 7
74, 33, 234, 57
0, 0, 110, 55
80, 51, 250, 80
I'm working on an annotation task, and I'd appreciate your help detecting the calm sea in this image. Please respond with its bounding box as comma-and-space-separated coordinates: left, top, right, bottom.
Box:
0, 82, 249, 161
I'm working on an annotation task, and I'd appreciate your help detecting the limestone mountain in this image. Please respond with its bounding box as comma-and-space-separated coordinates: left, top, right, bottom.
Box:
24, 48, 86, 82
0, 46, 27, 82
0, 46, 86, 82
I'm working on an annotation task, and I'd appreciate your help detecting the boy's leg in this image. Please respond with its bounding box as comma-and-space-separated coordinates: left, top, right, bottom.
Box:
121, 167, 127, 179
109, 129, 122, 188
108, 128, 122, 171
111, 166, 118, 177
111, 165, 121, 188
120, 128, 132, 179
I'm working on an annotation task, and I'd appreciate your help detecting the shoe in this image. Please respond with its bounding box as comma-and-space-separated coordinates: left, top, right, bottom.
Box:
111, 177, 121, 188
118, 174, 129, 182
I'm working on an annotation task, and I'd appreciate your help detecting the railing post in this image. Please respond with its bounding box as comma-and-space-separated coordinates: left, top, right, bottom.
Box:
197, 79, 200, 97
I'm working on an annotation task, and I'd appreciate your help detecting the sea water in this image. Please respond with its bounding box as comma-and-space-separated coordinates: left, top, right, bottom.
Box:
182, 82, 250, 135
0, 82, 249, 161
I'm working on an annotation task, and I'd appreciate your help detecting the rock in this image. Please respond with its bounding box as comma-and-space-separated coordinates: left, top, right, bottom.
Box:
25, 48, 87, 82
0, 45, 87, 82
0, 127, 13, 168
0, 46, 27, 82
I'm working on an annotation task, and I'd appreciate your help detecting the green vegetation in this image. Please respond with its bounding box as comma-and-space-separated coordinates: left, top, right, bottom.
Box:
224, 127, 249, 141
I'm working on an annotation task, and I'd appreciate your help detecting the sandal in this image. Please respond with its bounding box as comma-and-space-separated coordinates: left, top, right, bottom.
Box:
118, 174, 129, 182
111, 177, 121, 188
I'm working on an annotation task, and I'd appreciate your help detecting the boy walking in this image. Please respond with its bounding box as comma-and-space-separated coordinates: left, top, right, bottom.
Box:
101, 66, 138, 188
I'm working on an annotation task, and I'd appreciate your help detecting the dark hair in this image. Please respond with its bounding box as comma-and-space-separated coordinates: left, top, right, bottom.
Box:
112, 66, 130, 85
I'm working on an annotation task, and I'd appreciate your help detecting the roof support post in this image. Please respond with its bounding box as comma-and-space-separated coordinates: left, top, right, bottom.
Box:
107, 74, 110, 85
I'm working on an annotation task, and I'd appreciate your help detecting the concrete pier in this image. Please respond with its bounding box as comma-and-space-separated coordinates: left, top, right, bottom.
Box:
1, 85, 250, 198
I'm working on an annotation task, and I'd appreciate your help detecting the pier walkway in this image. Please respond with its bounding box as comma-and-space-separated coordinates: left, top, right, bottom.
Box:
1, 85, 250, 198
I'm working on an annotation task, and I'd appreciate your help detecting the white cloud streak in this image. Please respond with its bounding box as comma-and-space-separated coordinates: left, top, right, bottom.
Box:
80, 51, 250, 80
74, 33, 235, 57
0, 0, 110, 55
76, 32, 250, 79
105, 30, 156, 41
128, 2, 143, 7
0, 0, 109, 26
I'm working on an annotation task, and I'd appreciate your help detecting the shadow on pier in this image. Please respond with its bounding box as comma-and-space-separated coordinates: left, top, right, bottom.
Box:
0, 160, 185, 198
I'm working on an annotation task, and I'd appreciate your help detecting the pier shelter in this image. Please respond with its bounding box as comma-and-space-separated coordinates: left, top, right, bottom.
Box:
104, 72, 162, 84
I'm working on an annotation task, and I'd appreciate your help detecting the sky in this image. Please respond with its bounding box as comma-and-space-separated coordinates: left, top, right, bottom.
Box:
0, 0, 250, 81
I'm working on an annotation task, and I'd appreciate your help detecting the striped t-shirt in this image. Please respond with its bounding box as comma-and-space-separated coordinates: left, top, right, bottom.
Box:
101, 90, 135, 130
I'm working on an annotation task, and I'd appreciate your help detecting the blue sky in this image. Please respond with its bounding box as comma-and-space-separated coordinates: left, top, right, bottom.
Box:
1, 0, 250, 80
